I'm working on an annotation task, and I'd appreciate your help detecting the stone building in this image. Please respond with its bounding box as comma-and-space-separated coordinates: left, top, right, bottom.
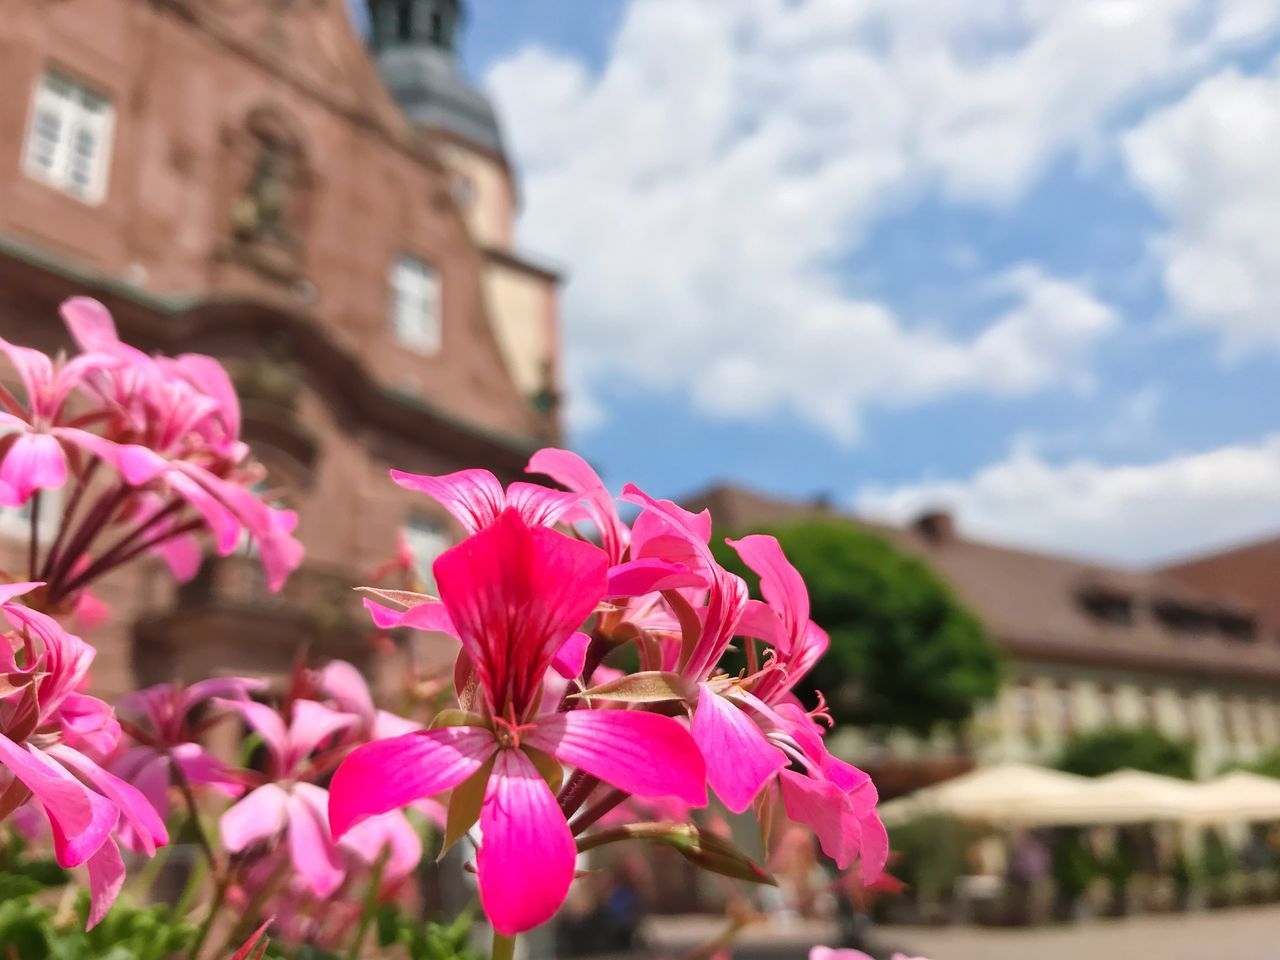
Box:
0, 0, 560, 695
689, 485, 1280, 783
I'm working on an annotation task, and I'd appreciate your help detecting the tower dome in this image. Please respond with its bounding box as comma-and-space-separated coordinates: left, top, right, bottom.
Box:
366, 0, 505, 156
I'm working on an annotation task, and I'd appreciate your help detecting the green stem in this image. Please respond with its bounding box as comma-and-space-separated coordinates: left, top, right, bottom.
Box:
347, 848, 389, 960
492, 933, 517, 960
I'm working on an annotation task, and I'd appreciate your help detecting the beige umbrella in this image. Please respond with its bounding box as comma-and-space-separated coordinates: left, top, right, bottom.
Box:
879, 762, 1091, 825
1031, 769, 1201, 825
1182, 771, 1280, 823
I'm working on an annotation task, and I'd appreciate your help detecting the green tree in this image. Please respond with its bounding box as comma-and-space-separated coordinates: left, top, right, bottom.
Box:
1055, 726, 1195, 780
711, 519, 1001, 733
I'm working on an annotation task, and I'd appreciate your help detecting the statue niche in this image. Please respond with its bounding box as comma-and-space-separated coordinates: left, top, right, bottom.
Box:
224, 105, 314, 283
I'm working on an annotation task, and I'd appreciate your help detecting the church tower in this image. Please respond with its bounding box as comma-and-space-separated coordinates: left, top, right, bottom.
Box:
366, 0, 562, 417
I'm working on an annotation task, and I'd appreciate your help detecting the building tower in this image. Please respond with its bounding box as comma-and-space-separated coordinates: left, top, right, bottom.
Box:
366, 0, 561, 415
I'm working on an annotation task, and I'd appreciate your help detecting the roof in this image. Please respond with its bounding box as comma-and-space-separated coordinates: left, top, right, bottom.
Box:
686, 483, 1280, 681
375, 45, 505, 156
1161, 534, 1280, 629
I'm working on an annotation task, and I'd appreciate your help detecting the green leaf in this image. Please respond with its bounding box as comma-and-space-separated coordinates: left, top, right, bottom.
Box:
576, 670, 693, 703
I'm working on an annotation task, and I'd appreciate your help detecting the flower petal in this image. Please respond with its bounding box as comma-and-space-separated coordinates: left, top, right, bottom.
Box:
391, 468, 506, 534
526, 710, 707, 807
0, 433, 65, 505
220, 783, 289, 852
0, 735, 117, 867
287, 783, 346, 897
550, 631, 592, 680
690, 686, 786, 814
779, 768, 860, 869
85, 837, 125, 930
328, 727, 497, 838
477, 749, 576, 935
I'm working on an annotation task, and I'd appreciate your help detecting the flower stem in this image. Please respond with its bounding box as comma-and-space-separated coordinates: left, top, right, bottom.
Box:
492, 933, 517, 960
27, 490, 40, 581
570, 788, 627, 836
346, 847, 389, 960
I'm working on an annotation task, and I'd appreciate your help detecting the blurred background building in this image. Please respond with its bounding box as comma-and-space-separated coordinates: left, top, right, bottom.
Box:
0, 0, 559, 696
692, 485, 1280, 784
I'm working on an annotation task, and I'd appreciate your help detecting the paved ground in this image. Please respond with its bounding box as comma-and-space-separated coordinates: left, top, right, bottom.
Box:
641, 905, 1280, 960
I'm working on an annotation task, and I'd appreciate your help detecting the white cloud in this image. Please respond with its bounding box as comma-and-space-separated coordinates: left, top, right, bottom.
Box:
855, 435, 1280, 564
488, 0, 1279, 437
1124, 61, 1280, 351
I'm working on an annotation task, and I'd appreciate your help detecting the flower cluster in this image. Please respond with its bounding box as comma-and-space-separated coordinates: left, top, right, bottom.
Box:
332, 452, 887, 935
0, 582, 166, 927
0, 299, 890, 957
0, 298, 302, 608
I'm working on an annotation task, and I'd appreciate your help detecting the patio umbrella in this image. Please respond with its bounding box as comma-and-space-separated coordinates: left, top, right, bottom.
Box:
879, 762, 1091, 825
1030, 769, 1201, 825
1182, 771, 1280, 823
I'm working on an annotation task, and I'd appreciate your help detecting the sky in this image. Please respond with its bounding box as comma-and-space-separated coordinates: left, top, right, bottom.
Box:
354, 1, 1280, 568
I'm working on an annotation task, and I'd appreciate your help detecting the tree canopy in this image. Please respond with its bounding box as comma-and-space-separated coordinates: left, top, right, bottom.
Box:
711, 519, 1001, 733
1055, 726, 1196, 780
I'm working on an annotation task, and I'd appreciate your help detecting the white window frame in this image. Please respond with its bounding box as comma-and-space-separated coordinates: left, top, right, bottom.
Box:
389, 255, 442, 354
404, 514, 451, 592
23, 69, 116, 206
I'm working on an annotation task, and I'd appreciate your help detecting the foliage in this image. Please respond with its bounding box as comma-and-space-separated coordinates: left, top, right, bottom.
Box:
884, 815, 977, 903
1232, 747, 1280, 779
1050, 828, 1101, 899
711, 519, 1001, 732
1055, 726, 1195, 780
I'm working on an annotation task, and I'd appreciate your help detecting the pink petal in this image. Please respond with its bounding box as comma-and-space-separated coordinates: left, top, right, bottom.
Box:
779, 769, 859, 869
55, 430, 166, 485
221, 783, 289, 852
525, 448, 630, 564
727, 535, 810, 642
477, 749, 576, 935
171, 742, 244, 797
526, 710, 707, 807
287, 783, 346, 897
317, 660, 375, 718
690, 687, 786, 814
391, 468, 506, 534
433, 508, 608, 717
859, 810, 890, 882
0, 433, 66, 505
0, 736, 117, 867
340, 809, 424, 882
85, 837, 125, 930
550, 631, 592, 680
604, 558, 706, 598
48, 745, 168, 856
214, 699, 288, 766
363, 597, 458, 635
328, 727, 497, 838
285, 699, 357, 764
503, 481, 579, 528
60, 297, 123, 353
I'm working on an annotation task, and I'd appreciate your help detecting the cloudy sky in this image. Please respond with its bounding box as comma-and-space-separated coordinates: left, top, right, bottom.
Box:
356, 1, 1280, 567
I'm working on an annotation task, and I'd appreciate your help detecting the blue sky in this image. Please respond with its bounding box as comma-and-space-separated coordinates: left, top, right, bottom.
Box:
357, 1, 1280, 566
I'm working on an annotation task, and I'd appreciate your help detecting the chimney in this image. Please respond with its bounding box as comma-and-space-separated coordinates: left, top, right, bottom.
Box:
914, 508, 955, 543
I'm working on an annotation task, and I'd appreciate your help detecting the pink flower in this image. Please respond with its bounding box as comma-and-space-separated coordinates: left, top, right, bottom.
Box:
329, 508, 707, 935
811, 949, 929, 960
219, 698, 357, 897
0, 583, 166, 927
727, 535, 888, 879
112, 678, 263, 827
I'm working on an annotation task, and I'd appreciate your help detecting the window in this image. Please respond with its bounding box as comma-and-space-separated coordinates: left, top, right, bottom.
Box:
24, 70, 115, 204
389, 255, 442, 353
404, 515, 450, 592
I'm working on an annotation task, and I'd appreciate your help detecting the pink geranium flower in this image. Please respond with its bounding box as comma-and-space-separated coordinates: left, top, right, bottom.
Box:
0, 583, 166, 926
219, 698, 356, 897
111, 677, 263, 829
329, 508, 707, 935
